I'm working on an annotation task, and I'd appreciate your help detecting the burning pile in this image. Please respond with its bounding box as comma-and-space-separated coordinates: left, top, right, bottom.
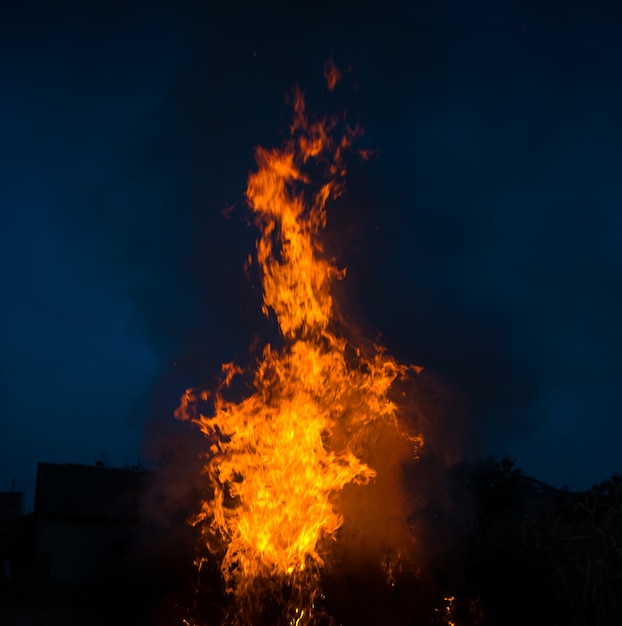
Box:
175, 68, 425, 625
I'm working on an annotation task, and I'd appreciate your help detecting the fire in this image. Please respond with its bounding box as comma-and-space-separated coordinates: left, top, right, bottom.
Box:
323, 57, 341, 92
175, 65, 424, 624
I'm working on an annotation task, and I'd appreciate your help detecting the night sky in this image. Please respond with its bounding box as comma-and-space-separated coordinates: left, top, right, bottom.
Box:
2, 0, 621, 510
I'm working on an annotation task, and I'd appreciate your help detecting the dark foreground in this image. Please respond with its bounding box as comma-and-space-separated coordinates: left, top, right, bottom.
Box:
2, 460, 620, 626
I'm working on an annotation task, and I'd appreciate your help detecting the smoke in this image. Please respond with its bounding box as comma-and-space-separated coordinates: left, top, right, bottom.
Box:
300, 373, 470, 626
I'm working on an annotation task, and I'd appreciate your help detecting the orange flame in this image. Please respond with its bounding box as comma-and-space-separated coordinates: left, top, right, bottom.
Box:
175, 76, 424, 624
323, 57, 342, 92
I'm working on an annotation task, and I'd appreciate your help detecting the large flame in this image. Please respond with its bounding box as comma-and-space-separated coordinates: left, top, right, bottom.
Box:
175, 71, 424, 625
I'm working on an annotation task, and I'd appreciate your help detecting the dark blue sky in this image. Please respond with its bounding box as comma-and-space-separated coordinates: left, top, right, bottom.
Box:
2, 0, 621, 509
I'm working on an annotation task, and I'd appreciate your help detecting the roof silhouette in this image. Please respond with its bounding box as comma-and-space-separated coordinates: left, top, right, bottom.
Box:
35, 462, 148, 522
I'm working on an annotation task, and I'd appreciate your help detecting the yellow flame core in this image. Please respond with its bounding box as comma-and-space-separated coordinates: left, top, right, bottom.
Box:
175, 87, 423, 620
